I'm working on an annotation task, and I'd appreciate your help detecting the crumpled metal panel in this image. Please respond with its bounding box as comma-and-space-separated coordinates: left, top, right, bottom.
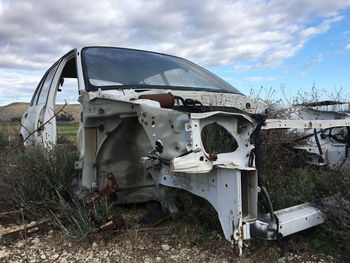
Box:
172, 112, 255, 173
138, 104, 191, 160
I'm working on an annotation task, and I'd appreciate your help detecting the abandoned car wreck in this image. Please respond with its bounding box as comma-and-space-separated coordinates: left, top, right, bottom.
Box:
20, 47, 350, 256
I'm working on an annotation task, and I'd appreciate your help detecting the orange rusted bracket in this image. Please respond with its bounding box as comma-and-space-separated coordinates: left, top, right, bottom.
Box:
1, 221, 50, 241
100, 215, 124, 231
87, 172, 119, 204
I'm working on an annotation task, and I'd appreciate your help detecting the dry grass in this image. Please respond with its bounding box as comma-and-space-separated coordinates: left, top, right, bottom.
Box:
0, 103, 80, 122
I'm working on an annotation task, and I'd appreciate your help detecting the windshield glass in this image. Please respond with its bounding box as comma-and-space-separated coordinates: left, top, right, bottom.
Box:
81, 47, 241, 94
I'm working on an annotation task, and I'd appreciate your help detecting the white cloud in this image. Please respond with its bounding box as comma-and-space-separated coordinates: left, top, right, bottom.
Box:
245, 76, 263, 83
0, 70, 41, 104
345, 43, 350, 50
0, 0, 349, 104
0, 0, 349, 70
299, 72, 309, 76
245, 76, 277, 82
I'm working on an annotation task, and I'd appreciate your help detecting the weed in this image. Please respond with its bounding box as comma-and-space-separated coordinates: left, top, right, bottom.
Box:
51, 192, 91, 238
91, 197, 111, 225
0, 144, 78, 219
0, 236, 14, 246
324, 171, 350, 256
0, 130, 7, 150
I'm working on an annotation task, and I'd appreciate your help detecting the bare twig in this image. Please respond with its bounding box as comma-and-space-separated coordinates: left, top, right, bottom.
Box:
20, 209, 29, 261
0, 210, 21, 216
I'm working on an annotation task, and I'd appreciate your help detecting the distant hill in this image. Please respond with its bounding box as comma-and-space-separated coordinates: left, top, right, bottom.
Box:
0, 103, 80, 122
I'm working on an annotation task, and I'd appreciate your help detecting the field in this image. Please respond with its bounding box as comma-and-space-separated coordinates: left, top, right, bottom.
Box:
0, 103, 80, 122
57, 123, 79, 142
0, 122, 78, 145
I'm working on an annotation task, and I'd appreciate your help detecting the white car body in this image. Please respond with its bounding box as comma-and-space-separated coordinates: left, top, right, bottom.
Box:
20, 47, 350, 255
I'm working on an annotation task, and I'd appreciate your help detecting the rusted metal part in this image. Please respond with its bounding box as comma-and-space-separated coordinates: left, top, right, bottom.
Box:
100, 215, 124, 231
209, 152, 218, 161
98, 173, 119, 198
138, 93, 175, 108
87, 173, 119, 204
1, 221, 50, 240
85, 173, 125, 230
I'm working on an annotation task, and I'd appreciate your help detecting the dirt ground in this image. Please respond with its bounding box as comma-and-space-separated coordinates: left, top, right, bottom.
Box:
0, 205, 340, 263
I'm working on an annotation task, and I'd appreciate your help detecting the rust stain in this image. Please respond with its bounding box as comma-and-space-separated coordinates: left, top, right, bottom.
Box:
87, 173, 119, 204
100, 215, 124, 231
2, 221, 50, 240
265, 120, 281, 124
209, 152, 218, 161
239, 226, 244, 241
138, 93, 175, 108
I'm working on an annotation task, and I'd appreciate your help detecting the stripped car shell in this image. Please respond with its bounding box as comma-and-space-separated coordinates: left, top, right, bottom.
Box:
271, 103, 350, 170
20, 47, 350, 256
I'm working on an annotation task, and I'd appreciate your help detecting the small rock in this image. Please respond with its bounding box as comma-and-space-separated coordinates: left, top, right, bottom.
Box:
52, 253, 60, 260
155, 257, 162, 262
161, 244, 170, 251
92, 242, 98, 249
0, 250, 9, 259
32, 238, 40, 245
40, 254, 46, 260
16, 241, 24, 248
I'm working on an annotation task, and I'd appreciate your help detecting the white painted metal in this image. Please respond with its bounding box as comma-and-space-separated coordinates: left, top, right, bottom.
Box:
152, 167, 245, 255
275, 203, 325, 237
263, 119, 350, 130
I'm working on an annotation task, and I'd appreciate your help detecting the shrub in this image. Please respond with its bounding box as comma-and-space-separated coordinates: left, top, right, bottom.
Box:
324, 171, 350, 255
259, 128, 336, 210
0, 145, 78, 219
10, 117, 21, 123
0, 130, 7, 150
57, 113, 74, 122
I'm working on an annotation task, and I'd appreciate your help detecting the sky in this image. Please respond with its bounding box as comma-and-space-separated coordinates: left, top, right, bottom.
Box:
0, 0, 350, 105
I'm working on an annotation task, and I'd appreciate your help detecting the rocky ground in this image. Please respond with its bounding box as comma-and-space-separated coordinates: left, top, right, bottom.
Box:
0, 205, 340, 263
